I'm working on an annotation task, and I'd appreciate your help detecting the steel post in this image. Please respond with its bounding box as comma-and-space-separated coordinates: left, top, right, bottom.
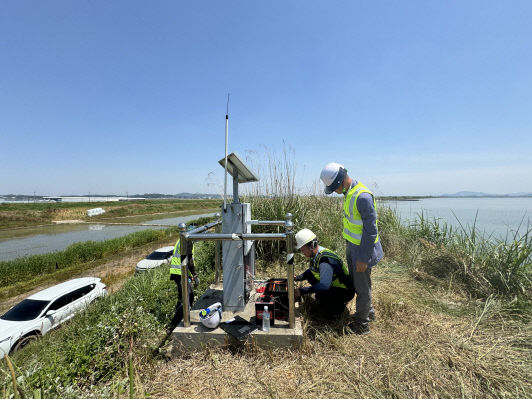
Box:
285, 213, 295, 329
184, 219, 221, 237
233, 169, 239, 203
179, 223, 191, 327
214, 213, 221, 283
246, 220, 286, 226
185, 233, 286, 241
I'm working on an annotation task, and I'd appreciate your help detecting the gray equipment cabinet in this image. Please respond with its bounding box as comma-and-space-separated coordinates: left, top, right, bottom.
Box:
219, 153, 258, 311
222, 203, 254, 310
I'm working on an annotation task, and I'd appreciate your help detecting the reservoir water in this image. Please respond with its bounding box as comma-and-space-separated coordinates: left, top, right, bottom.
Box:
2, 198, 531, 262
0, 212, 216, 262
382, 197, 532, 240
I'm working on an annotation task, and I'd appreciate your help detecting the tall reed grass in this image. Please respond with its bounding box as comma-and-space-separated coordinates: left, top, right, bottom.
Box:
242, 146, 345, 262
244, 148, 531, 305
378, 206, 532, 305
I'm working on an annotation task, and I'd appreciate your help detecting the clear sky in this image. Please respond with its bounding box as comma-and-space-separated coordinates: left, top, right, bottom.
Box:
1, 1, 531, 196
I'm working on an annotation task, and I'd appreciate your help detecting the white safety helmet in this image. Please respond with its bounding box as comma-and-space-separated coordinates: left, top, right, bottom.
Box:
199, 302, 223, 329
320, 162, 347, 194
295, 228, 317, 250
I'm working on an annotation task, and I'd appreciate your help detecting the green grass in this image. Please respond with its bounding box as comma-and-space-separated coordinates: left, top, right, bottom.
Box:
0, 216, 216, 301
0, 229, 177, 290
0, 224, 217, 398
0, 199, 221, 213
4, 266, 175, 397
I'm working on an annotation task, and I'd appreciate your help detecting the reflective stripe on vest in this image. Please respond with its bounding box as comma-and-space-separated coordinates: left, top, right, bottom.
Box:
310, 247, 349, 290
169, 241, 195, 277
343, 182, 379, 246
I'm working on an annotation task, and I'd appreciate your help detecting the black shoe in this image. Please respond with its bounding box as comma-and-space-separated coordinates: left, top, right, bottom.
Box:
368, 312, 376, 322
347, 321, 370, 335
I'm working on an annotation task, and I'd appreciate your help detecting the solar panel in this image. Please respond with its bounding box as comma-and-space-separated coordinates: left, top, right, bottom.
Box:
218, 152, 259, 183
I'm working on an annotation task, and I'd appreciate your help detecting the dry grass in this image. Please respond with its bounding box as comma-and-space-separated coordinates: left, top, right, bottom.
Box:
135, 263, 531, 399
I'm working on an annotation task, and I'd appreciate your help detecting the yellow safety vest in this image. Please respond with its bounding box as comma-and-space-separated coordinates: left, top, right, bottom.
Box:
310, 247, 349, 290
169, 240, 195, 277
343, 181, 380, 246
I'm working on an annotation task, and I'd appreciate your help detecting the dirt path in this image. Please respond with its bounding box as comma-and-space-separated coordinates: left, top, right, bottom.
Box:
94, 208, 218, 221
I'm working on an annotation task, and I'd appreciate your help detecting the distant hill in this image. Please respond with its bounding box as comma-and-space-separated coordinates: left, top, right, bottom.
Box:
441, 191, 532, 198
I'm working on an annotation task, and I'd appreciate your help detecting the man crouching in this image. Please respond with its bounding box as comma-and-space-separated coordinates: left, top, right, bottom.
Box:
294, 228, 354, 319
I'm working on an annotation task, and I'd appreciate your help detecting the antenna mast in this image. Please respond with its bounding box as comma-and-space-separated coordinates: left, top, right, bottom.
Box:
223, 93, 230, 212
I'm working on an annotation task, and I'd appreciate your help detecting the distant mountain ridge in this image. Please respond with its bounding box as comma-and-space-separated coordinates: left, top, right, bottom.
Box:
441, 191, 532, 197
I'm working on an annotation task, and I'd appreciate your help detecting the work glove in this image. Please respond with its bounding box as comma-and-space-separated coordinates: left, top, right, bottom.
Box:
193, 275, 200, 288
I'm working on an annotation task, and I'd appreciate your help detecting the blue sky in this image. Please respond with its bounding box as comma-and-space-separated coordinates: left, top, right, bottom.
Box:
1, 1, 531, 196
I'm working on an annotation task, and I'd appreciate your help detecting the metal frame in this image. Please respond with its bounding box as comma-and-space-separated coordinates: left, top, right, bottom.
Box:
178, 213, 296, 329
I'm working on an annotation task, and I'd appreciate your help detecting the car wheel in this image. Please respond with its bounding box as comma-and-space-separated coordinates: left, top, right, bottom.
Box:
11, 334, 40, 354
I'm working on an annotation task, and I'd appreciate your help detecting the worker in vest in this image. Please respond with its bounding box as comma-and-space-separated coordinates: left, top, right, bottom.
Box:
167, 239, 198, 331
294, 228, 355, 318
320, 162, 383, 334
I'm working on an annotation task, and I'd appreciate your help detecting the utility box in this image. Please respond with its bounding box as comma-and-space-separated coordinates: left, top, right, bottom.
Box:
219, 153, 258, 311
222, 203, 250, 310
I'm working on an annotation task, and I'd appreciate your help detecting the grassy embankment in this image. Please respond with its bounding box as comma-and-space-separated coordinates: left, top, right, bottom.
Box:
0, 199, 221, 229
1, 192, 530, 398
0, 215, 215, 304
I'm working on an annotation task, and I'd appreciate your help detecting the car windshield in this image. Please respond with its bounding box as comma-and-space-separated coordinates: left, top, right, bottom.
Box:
146, 251, 173, 260
1, 299, 50, 321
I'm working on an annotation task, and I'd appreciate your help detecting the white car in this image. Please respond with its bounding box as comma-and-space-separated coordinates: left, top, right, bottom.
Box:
135, 245, 175, 273
0, 277, 107, 358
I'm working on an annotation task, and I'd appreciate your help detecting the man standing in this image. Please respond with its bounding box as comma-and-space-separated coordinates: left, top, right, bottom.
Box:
320, 162, 383, 334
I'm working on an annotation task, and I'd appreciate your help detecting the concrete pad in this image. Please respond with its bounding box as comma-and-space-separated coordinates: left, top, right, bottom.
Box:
167, 282, 303, 353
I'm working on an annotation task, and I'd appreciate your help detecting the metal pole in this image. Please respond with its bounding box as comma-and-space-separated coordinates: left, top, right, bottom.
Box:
233, 169, 239, 204
185, 233, 286, 241
242, 233, 286, 240
285, 213, 295, 329
214, 213, 221, 284
184, 219, 221, 238
223, 94, 229, 212
179, 223, 191, 327
247, 220, 286, 226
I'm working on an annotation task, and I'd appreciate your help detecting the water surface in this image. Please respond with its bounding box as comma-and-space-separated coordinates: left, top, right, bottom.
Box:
0, 212, 215, 262
382, 197, 532, 239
